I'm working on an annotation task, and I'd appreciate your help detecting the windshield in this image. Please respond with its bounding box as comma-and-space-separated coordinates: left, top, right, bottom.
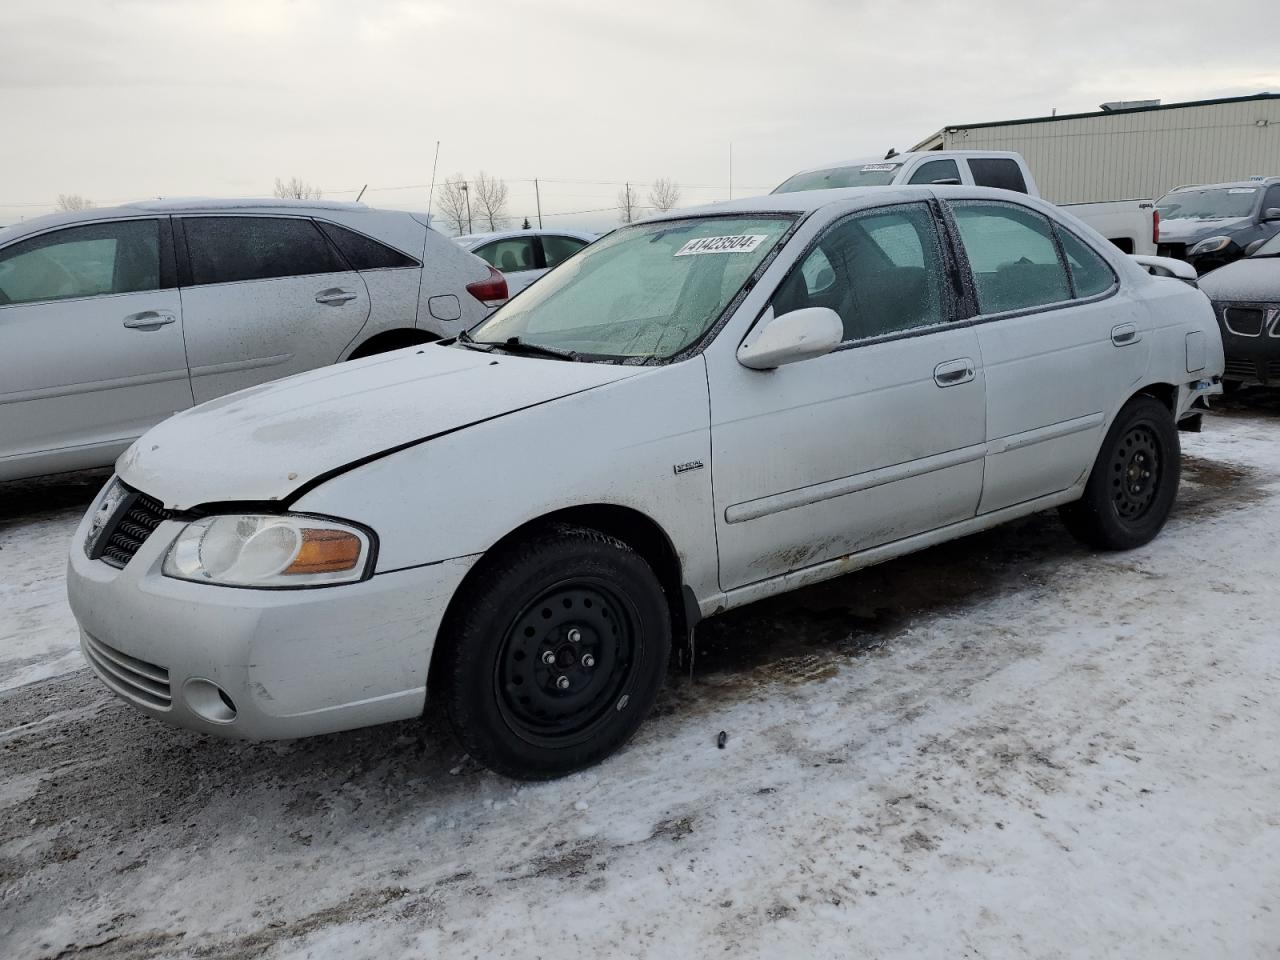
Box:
467, 215, 795, 360
1157, 187, 1258, 221
773, 163, 902, 194
1253, 232, 1280, 257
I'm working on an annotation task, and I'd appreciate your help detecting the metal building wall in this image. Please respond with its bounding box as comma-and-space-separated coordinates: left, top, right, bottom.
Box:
938, 98, 1280, 203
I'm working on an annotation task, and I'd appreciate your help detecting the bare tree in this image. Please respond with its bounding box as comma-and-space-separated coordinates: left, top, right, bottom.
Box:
648, 177, 681, 213
56, 194, 94, 212
473, 171, 509, 231
437, 175, 471, 235
273, 176, 322, 200
617, 182, 641, 224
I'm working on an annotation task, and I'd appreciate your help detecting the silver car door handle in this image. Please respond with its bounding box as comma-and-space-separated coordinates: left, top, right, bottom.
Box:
933, 358, 975, 387
122, 311, 176, 330
315, 288, 358, 305
1111, 322, 1139, 346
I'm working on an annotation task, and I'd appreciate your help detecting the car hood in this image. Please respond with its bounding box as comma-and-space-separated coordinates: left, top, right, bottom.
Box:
1198, 256, 1280, 303
1157, 216, 1251, 244
117, 346, 642, 510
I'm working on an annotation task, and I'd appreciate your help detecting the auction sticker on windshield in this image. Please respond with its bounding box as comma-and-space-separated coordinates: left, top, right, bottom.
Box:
860, 163, 897, 172
674, 235, 767, 256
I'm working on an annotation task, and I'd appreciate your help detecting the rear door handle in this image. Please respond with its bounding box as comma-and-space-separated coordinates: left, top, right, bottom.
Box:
1111, 322, 1139, 346
933, 357, 976, 387
315, 288, 358, 306
122, 311, 176, 330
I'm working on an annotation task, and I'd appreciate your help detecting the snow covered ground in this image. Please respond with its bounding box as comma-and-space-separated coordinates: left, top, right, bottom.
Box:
2, 397, 1279, 959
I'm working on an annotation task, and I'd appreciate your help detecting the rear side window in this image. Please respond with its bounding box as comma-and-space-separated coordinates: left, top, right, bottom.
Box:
0, 219, 159, 305
541, 234, 588, 268
316, 221, 418, 270
908, 158, 961, 185
951, 201, 1070, 314
1056, 228, 1116, 299
183, 217, 346, 286
967, 158, 1029, 194
474, 237, 537, 272
774, 202, 949, 343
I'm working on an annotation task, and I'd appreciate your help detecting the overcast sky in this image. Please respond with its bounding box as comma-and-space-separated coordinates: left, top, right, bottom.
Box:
2, 0, 1276, 231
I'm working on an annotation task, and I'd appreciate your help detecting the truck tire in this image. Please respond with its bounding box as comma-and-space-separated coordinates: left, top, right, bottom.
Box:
438, 524, 670, 779
1059, 395, 1180, 550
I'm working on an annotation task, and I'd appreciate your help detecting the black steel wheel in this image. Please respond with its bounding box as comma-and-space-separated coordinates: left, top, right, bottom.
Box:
437, 524, 670, 779
1060, 395, 1180, 550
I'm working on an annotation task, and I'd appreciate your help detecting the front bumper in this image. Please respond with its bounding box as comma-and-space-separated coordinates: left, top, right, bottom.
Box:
67, 508, 478, 740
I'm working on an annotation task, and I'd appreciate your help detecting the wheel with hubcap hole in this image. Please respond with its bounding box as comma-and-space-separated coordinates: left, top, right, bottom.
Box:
437, 523, 670, 779
1059, 395, 1180, 550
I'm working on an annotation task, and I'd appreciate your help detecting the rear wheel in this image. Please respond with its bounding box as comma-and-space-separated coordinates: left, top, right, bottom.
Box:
438, 524, 670, 779
1059, 395, 1180, 550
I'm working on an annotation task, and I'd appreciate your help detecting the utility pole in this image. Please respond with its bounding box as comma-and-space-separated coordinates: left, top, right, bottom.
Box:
461, 182, 472, 234
534, 178, 543, 228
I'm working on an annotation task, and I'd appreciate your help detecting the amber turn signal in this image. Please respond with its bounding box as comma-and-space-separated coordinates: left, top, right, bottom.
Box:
284, 528, 364, 574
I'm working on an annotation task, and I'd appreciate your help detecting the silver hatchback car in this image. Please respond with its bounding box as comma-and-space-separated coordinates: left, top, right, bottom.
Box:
0, 199, 507, 481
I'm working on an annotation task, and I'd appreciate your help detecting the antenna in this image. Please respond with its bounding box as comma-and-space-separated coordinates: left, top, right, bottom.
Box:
425, 140, 441, 225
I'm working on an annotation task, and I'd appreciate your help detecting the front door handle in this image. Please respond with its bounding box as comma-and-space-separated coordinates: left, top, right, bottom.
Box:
122, 311, 176, 330
315, 288, 358, 306
934, 357, 976, 387
1111, 322, 1139, 346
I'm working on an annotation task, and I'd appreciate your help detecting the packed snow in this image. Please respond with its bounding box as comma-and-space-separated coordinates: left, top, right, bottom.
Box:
1, 398, 1278, 959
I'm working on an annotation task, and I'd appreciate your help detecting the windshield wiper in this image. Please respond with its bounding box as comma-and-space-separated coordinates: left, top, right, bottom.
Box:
491, 337, 579, 362
455, 328, 495, 352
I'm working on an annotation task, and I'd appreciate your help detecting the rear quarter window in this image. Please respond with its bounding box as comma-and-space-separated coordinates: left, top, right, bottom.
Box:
316, 221, 418, 270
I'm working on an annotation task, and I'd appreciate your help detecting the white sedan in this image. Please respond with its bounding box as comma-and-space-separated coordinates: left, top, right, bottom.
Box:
456, 228, 596, 295
68, 186, 1223, 779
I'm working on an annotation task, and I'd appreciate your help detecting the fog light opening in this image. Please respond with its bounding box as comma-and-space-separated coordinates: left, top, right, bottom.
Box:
183, 678, 237, 724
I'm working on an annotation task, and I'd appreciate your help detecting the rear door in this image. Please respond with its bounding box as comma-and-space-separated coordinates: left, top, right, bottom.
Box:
176, 215, 371, 402
0, 217, 191, 477
945, 199, 1148, 513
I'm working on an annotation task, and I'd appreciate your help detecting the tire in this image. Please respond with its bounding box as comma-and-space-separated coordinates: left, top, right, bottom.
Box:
438, 523, 671, 780
1059, 395, 1180, 550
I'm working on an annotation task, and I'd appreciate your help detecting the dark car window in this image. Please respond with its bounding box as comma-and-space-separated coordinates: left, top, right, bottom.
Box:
1056, 227, 1116, 299
541, 234, 588, 268
773, 203, 949, 343
967, 158, 1029, 194
908, 158, 961, 185
316, 221, 418, 270
474, 237, 537, 272
1264, 185, 1280, 217
950, 201, 1070, 314
0, 219, 159, 306
183, 216, 346, 286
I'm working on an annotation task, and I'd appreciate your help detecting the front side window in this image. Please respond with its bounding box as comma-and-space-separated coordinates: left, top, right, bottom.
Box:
0, 219, 159, 306
950, 201, 1070, 314
469, 215, 794, 360
772, 203, 949, 343
541, 234, 588, 268
908, 158, 961, 185
474, 237, 537, 273
182, 216, 345, 286
967, 158, 1029, 194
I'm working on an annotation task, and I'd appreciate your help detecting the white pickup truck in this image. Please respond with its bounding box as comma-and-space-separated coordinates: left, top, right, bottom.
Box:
774, 150, 1158, 256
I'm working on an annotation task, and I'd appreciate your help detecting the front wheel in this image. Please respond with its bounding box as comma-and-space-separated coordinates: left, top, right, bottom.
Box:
437, 524, 671, 779
1059, 395, 1180, 550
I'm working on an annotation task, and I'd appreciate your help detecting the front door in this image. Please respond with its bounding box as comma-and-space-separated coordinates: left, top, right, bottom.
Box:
945, 199, 1149, 514
176, 215, 371, 402
0, 217, 191, 478
709, 202, 987, 591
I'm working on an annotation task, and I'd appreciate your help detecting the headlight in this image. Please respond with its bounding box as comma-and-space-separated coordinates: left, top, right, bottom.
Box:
1189, 236, 1232, 256
162, 515, 374, 588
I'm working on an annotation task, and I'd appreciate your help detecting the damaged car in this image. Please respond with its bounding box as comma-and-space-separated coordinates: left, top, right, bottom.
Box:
68, 186, 1224, 779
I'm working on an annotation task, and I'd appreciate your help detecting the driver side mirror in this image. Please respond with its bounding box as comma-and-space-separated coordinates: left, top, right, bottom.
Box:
1263, 207, 1280, 222
1245, 238, 1267, 256
737, 306, 843, 370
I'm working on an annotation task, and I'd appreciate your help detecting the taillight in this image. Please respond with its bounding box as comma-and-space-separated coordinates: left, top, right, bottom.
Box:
1153, 209, 1160, 246
466, 266, 508, 308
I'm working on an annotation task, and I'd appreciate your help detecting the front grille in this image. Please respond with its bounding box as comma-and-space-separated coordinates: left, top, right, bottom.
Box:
1266, 361, 1280, 383
1223, 306, 1265, 337
82, 633, 172, 710
99, 488, 173, 569
1157, 242, 1187, 260
1224, 359, 1259, 381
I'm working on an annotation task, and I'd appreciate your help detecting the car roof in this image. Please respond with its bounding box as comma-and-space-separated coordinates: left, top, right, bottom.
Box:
785, 150, 1024, 179
1164, 178, 1280, 193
